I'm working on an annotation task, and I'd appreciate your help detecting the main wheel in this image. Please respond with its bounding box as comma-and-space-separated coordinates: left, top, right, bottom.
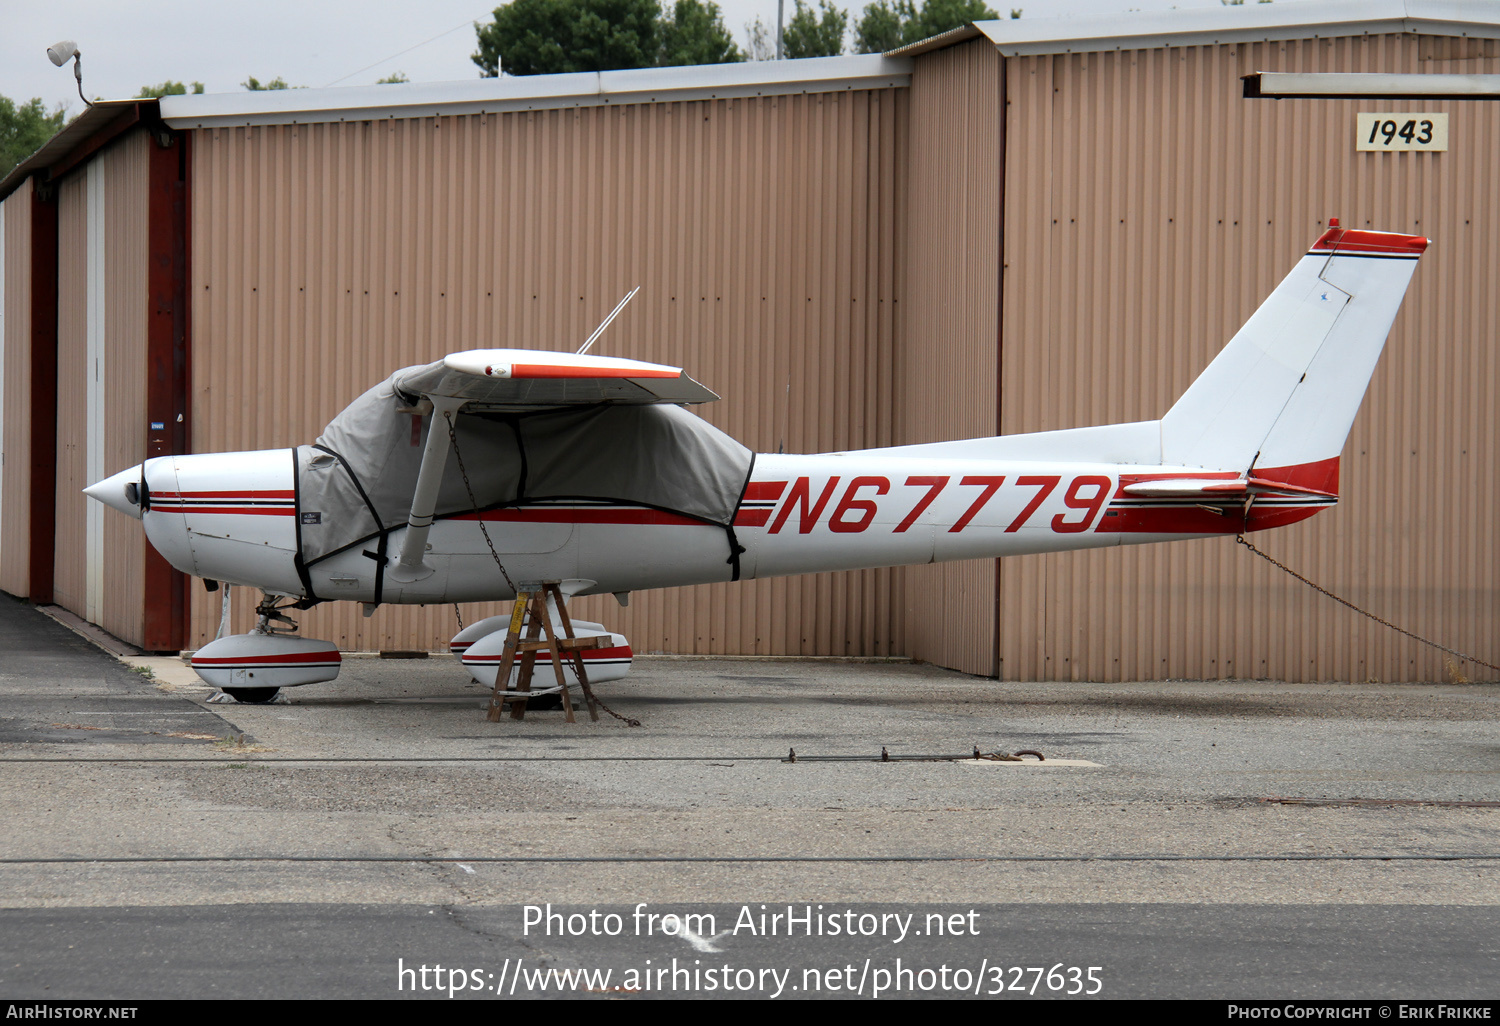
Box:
223, 687, 281, 704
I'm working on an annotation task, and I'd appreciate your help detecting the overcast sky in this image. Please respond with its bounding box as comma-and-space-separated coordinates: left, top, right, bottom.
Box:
6, 0, 1270, 117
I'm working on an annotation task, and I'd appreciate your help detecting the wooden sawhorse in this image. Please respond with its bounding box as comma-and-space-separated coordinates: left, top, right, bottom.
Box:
483, 582, 610, 723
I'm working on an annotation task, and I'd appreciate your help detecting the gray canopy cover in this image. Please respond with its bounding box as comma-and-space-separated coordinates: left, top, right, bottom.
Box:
295, 362, 754, 573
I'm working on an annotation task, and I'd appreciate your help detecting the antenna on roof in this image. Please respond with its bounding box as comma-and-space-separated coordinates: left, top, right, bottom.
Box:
577, 286, 641, 356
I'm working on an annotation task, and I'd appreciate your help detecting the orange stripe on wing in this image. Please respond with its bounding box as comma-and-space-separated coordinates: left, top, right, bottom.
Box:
507, 364, 682, 379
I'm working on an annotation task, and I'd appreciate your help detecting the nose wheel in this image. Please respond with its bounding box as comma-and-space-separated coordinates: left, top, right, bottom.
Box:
221, 687, 282, 704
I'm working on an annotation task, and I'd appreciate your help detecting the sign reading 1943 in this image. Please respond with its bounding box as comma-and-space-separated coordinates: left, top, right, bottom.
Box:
1357, 113, 1449, 152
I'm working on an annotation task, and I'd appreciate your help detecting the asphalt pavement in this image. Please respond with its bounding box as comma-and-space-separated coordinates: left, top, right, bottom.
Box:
1, 592, 1496, 1000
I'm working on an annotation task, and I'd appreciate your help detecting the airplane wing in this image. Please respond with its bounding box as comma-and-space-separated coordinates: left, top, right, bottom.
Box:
394, 349, 719, 409
313, 349, 734, 585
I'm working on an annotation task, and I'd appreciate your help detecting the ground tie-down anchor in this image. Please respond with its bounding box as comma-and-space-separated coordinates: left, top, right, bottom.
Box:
779, 748, 1049, 763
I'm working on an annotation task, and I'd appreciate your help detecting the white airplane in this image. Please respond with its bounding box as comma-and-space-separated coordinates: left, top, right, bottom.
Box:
86, 220, 1426, 703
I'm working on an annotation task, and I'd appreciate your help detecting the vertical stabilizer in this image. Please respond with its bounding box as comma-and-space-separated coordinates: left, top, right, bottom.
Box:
1160, 221, 1426, 493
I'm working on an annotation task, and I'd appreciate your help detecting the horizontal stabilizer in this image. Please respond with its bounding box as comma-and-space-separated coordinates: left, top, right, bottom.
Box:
1121, 479, 1247, 498
1121, 477, 1338, 500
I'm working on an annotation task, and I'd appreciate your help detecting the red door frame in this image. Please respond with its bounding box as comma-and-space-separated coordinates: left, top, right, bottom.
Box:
143, 120, 192, 652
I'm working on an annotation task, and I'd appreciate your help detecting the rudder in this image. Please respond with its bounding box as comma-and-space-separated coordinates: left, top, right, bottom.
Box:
1160, 220, 1426, 493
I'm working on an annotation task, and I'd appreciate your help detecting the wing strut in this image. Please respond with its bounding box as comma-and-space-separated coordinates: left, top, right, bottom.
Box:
388, 395, 466, 583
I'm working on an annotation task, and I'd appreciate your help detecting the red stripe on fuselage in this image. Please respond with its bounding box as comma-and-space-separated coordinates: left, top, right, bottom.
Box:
157, 506, 296, 516
743, 481, 788, 502
153, 490, 295, 500
1250, 456, 1340, 497
1097, 504, 1326, 534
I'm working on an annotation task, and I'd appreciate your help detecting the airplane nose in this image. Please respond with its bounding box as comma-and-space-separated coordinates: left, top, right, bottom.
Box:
83, 465, 145, 520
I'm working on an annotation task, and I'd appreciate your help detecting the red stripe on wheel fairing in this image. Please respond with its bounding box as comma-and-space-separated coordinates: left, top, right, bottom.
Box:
462, 646, 633, 665
192, 651, 342, 666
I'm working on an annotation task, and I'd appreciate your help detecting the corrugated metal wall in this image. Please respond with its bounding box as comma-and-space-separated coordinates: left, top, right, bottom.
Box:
53, 174, 88, 616
46, 133, 151, 643
188, 90, 909, 654
898, 40, 1003, 676
99, 133, 149, 645
997, 32, 1500, 682
0, 182, 31, 597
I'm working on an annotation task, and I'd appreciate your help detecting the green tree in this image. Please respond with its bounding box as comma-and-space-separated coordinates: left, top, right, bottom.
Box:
241, 76, 296, 90
659, 0, 743, 65
908, 0, 997, 39
473, 0, 661, 76
853, 0, 910, 53
783, 0, 847, 57
0, 95, 66, 180
376, 71, 411, 83
854, 0, 997, 52
137, 80, 205, 98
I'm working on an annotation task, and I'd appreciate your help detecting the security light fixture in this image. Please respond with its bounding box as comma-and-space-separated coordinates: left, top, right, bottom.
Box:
47, 39, 92, 108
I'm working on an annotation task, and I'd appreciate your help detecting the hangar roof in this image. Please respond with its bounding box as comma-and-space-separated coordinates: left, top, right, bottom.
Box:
6, 1, 1495, 200
1, 55, 909, 199
157, 55, 912, 130
890, 0, 1500, 57
0, 99, 154, 204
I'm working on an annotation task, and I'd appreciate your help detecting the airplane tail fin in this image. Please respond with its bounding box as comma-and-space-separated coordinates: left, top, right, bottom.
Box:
1159, 220, 1427, 495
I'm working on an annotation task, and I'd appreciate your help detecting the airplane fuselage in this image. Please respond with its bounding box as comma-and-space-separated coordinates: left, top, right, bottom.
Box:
136, 447, 1334, 605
